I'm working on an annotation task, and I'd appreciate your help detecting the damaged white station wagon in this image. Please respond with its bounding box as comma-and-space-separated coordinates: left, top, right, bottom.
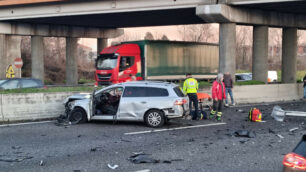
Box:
63, 81, 189, 127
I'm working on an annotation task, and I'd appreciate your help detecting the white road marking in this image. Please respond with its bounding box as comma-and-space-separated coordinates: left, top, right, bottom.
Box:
135, 170, 151, 172
124, 123, 226, 135
0, 120, 55, 127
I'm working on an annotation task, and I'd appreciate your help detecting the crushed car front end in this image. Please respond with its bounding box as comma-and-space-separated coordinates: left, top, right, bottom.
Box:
63, 93, 92, 120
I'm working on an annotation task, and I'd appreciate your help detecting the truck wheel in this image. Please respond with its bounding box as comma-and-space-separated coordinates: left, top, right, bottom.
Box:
68, 108, 87, 124
144, 110, 165, 128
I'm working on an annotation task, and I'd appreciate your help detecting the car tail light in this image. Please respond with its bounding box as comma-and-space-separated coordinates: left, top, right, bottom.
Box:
283, 153, 306, 170
174, 99, 187, 105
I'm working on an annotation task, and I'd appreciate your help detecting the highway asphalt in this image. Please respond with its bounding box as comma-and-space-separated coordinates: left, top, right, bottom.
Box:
0, 100, 305, 172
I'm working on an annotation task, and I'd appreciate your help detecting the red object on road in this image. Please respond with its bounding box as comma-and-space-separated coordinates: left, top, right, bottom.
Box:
283, 153, 306, 170
14, 57, 23, 69
197, 93, 211, 101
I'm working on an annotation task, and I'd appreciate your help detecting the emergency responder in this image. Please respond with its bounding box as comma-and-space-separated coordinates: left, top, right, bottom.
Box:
210, 73, 226, 121
183, 73, 199, 120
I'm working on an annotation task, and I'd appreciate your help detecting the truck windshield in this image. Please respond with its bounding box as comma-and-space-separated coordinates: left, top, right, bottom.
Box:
96, 54, 118, 70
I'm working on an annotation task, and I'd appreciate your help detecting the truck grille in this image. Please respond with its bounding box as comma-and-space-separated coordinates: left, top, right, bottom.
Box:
97, 73, 112, 80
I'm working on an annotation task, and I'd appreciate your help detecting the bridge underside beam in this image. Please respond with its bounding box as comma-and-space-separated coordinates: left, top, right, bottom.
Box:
0, 22, 123, 38
196, 4, 306, 29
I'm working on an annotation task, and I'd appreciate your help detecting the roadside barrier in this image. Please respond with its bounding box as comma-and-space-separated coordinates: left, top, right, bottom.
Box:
0, 83, 303, 123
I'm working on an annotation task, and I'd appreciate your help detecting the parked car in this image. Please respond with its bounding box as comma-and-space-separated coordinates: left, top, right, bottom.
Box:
283, 134, 306, 171
235, 73, 252, 82
63, 81, 189, 127
235, 71, 278, 83
0, 78, 44, 90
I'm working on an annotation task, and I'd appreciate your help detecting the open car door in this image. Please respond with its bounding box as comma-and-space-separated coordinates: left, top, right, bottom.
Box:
91, 87, 123, 121
89, 89, 96, 120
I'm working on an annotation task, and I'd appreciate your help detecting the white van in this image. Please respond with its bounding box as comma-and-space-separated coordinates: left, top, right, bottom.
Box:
268, 71, 278, 83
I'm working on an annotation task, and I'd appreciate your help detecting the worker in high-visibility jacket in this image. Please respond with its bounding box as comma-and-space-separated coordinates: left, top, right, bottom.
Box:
183, 73, 199, 120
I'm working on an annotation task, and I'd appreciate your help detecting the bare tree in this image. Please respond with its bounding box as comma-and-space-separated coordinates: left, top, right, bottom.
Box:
111, 29, 142, 44
236, 26, 252, 71
161, 35, 169, 41
177, 24, 215, 43
144, 32, 154, 40
268, 28, 282, 70
21, 36, 31, 77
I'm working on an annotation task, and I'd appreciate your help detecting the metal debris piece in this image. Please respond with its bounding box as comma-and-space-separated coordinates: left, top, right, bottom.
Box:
40, 160, 44, 166
128, 153, 183, 164
233, 130, 256, 138
0, 156, 33, 163
188, 138, 195, 142
239, 140, 248, 144
90, 147, 103, 152
128, 154, 159, 164
269, 128, 276, 134
271, 105, 306, 122
132, 152, 144, 155
107, 164, 119, 170
11, 146, 21, 150
236, 109, 245, 113
135, 170, 151, 172
277, 134, 284, 139
289, 127, 299, 132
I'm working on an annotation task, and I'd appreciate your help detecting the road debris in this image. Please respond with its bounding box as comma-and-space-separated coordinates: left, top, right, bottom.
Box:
135, 170, 151, 172
239, 140, 249, 144
128, 154, 159, 164
188, 138, 195, 142
236, 109, 246, 113
232, 130, 256, 138
271, 105, 306, 122
128, 153, 183, 164
120, 138, 132, 142
0, 156, 33, 162
107, 164, 119, 170
55, 115, 72, 126
289, 127, 299, 132
40, 160, 45, 166
11, 146, 21, 150
268, 128, 276, 134
90, 147, 103, 152
132, 152, 145, 155
276, 134, 284, 139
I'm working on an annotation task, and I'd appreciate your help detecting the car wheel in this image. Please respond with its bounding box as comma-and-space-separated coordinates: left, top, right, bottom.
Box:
144, 110, 165, 128
68, 108, 87, 124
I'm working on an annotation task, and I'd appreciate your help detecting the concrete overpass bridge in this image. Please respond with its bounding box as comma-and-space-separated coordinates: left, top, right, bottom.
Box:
0, 0, 305, 84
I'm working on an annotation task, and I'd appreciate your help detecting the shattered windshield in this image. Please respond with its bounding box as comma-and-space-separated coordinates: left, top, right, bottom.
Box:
96, 54, 118, 70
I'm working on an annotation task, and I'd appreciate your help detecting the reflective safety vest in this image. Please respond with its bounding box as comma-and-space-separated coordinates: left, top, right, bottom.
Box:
183, 78, 198, 94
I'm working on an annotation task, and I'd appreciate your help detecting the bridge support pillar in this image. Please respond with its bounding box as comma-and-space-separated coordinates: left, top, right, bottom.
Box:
282, 28, 297, 83
31, 36, 45, 82
219, 23, 236, 78
0, 35, 22, 79
66, 37, 78, 85
97, 38, 108, 56
252, 26, 268, 83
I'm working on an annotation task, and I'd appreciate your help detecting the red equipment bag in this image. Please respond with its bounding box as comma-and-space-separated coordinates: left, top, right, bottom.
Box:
249, 108, 262, 122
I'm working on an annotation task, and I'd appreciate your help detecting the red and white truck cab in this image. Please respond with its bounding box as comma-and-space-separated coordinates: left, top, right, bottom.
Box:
95, 44, 142, 86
